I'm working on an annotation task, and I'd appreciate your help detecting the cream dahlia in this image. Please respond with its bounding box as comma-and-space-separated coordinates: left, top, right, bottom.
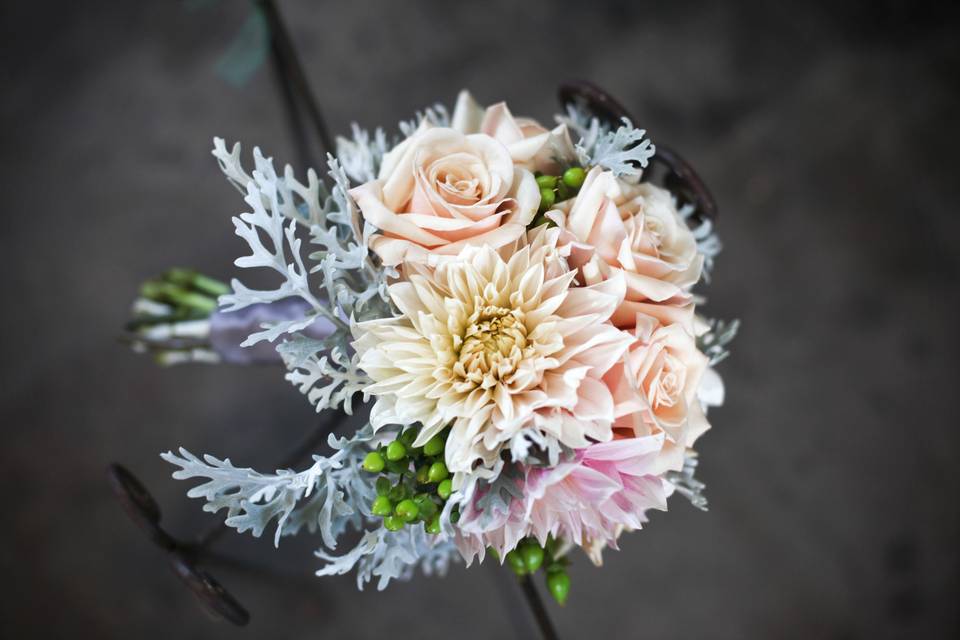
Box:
352, 227, 634, 474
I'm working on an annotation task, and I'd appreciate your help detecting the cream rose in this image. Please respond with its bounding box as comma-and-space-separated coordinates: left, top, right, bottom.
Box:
553, 167, 704, 331
350, 127, 539, 266
603, 314, 710, 474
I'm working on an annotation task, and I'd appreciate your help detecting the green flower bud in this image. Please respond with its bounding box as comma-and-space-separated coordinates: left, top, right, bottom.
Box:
399, 428, 418, 447
546, 570, 571, 605
388, 483, 408, 503
362, 451, 385, 473
505, 550, 527, 576
375, 477, 391, 496
386, 441, 407, 462
371, 495, 393, 517
437, 478, 453, 500
425, 514, 441, 535
383, 515, 405, 531
414, 494, 438, 519
423, 434, 445, 457
562, 166, 586, 189
521, 544, 545, 573
385, 459, 408, 475
427, 461, 448, 483
395, 498, 420, 522
191, 273, 231, 298
536, 175, 558, 190
538, 187, 556, 212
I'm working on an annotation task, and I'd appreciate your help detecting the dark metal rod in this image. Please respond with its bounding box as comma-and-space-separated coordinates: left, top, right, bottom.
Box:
257, 0, 334, 159
519, 576, 561, 640
267, 23, 315, 172
485, 562, 540, 639
108, 412, 345, 627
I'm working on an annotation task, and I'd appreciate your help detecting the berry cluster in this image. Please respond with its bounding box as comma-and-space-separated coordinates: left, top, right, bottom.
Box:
500, 537, 572, 605
361, 428, 453, 534
531, 165, 588, 226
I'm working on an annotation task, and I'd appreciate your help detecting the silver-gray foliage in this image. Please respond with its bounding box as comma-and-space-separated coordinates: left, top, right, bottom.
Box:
665, 452, 709, 511
335, 123, 389, 184
162, 424, 458, 589
558, 104, 655, 181
211, 138, 394, 415
679, 202, 723, 282
163, 137, 459, 591
316, 522, 457, 591
161, 425, 375, 548
697, 318, 740, 366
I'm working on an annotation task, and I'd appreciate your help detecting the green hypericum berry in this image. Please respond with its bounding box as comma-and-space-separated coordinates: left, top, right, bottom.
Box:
555, 181, 572, 202
487, 547, 500, 561
546, 570, 571, 605
535, 174, 558, 190
386, 441, 407, 461
375, 477, 391, 496
562, 166, 586, 189
521, 544, 545, 573
371, 495, 393, 517
538, 187, 556, 211
436, 478, 452, 500
449, 509, 460, 524
395, 498, 420, 522
427, 461, 448, 483
362, 451, 385, 473
383, 515, 405, 531
425, 514, 441, 535
505, 550, 527, 576
423, 434, 444, 457
415, 464, 430, 484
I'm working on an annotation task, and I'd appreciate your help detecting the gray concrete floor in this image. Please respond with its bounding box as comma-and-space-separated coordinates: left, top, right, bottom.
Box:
1, 1, 958, 638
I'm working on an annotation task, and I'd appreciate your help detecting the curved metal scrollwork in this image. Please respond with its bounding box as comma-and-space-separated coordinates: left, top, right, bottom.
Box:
558, 80, 718, 224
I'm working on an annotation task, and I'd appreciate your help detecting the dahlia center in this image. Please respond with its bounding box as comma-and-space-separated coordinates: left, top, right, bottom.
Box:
457, 305, 528, 383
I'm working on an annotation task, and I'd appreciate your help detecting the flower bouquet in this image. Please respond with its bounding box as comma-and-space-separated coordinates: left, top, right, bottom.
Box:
132, 86, 736, 606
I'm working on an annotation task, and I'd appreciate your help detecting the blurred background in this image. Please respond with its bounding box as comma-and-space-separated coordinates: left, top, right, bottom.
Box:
2, 1, 958, 638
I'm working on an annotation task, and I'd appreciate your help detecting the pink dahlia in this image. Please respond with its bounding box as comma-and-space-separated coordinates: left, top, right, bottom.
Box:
455, 433, 669, 564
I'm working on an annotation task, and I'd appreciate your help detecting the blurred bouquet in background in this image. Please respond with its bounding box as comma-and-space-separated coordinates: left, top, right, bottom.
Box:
138, 90, 736, 604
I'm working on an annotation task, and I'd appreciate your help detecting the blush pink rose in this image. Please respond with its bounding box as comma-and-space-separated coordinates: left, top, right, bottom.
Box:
603, 313, 710, 474
552, 167, 704, 332
451, 90, 576, 174
350, 127, 539, 266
